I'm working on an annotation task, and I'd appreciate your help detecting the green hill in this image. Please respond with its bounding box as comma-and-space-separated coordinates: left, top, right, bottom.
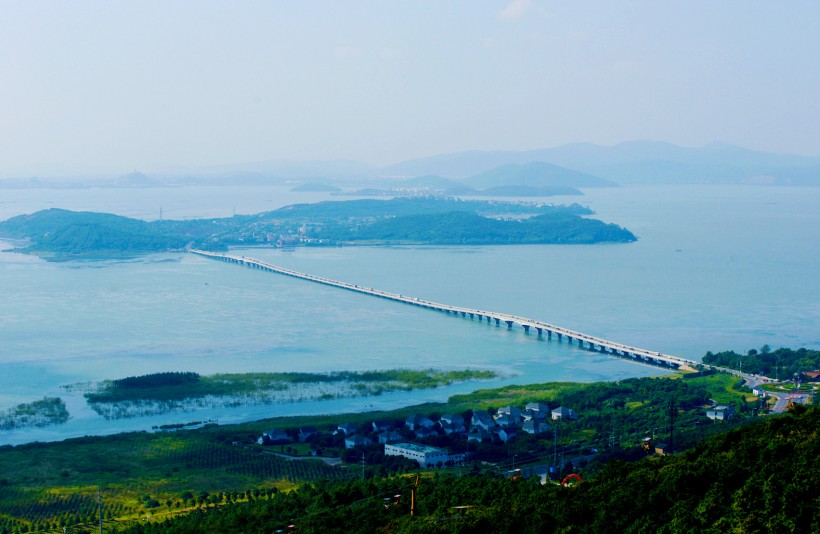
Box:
0, 208, 188, 256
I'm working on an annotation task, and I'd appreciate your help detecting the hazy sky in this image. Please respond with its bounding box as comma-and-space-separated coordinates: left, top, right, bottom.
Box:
2, 1, 819, 177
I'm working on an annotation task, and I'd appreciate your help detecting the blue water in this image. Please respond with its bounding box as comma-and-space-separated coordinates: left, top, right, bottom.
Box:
0, 184, 817, 444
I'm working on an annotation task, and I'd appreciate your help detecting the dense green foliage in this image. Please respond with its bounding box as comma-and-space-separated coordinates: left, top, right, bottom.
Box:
0, 209, 189, 257
332, 211, 636, 244
114, 372, 201, 390
122, 407, 820, 533
703, 346, 820, 379
0, 397, 69, 430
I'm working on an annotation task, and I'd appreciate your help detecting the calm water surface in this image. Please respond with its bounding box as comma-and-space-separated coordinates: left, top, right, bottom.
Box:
0, 184, 817, 444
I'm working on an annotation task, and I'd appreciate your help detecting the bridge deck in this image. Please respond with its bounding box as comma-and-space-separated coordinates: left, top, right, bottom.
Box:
191, 249, 698, 371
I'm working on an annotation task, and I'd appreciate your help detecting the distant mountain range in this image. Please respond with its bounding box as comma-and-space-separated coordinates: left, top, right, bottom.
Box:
465, 161, 616, 189
111, 141, 820, 187
3, 141, 818, 188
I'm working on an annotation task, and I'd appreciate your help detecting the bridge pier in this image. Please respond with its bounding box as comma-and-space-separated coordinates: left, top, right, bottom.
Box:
191, 250, 696, 372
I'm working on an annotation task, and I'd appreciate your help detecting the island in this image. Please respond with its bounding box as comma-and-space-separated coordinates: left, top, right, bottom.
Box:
0, 197, 636, 259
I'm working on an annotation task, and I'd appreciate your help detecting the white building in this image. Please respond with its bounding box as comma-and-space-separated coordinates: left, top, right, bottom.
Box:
706, 405, 734, 421
384, 442, 454, 468
551, 406, 577, 421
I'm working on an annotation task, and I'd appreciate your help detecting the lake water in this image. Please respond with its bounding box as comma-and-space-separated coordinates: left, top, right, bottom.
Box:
0, 184, 817, 445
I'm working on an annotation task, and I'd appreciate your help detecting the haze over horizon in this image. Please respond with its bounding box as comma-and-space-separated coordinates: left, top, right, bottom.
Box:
2, 1, 820, 178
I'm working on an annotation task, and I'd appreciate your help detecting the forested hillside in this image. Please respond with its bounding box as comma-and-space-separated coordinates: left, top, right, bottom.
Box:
703, 346, 820, 379
123, 406, 819, 533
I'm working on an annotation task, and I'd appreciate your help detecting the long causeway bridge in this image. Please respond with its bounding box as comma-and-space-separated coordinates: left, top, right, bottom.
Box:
191, 249, 698, 371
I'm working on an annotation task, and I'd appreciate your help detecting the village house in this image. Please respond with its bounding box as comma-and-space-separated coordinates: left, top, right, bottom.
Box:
298, 426, 318, 442
472, 411, 497, 430
405, 413, 435, 431
523, 402, 549, 421
257, 429, 289, 445
497, 406, 523, 418
551, 406, 577, 421
438, 413, 467, 435
377, 430, 403, 444
801, 370, 820, 381
335, 422, 359, 436
493, 427, 516, 443
467, 428, 491, 443
344, 435, 373, 449
439, 419, 467, 436
522, 419, 548, 435
494, 413, 521, 428
440, 413, 465, 426
706, 405, 734, 421
371, 420, 393, 433
413, 426, 438, 440
495, 406, 522, 427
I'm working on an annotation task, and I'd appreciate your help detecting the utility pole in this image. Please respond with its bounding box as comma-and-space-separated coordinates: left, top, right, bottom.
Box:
609, 417, 616, 449
410, 475, 420, 516
553, 425, 558, 479
361, 453, 366, 480
668, 399, 677, 453
98, 486, 103, 534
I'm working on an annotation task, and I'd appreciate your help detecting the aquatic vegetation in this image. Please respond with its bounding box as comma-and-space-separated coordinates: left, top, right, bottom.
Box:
0, 397, 69, 430
84, 369, 498, 419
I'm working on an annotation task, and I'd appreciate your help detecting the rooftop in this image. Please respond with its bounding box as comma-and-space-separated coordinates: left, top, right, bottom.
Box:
390, 442, 445, 454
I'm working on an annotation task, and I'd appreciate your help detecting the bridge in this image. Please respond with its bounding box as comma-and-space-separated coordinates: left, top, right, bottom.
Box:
191, 249, 698, 371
